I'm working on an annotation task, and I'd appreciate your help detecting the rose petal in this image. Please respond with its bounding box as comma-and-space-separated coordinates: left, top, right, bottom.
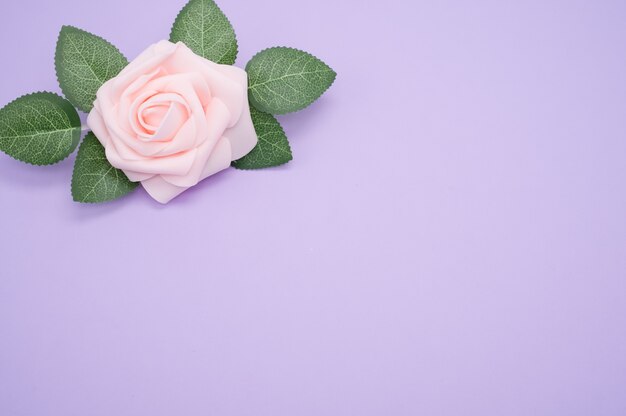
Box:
140, 105, 168, 131
154, 116, 199, 156
222, 100, 258, 160
167, 43, 245, 128
141, 137, 231, 203
126, 89, 160, 137
200, 137, 232, 179
108, 90, 198, 157
105, 145, 198, 176
144, 72, 211, 108
87, 105, 154, 183
123, 170, 154, 182
86, 102, 110, 148
136, 93, 190, 141
112, 41, 177, 92
116, 68, 164, 135
161, 135, 231, 187
140, 176, 187, 204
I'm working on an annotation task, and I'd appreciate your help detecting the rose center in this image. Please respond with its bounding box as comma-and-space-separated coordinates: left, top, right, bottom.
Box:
135, 92, 190, 142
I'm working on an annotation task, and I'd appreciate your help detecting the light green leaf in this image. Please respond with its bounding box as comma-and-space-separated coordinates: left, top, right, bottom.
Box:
55, 25, 128, 112
71, 132, 138, 203
170, 0, 238, 65
0, 92, 81, 165
232, 106, 292, 170
246, 47, 336, 114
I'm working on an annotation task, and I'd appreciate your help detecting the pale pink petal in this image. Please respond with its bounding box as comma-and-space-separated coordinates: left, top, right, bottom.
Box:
111, 41, 177, 92
106, 90, 198, 157
200, 137, 232, 179
153, 96, 229, 157
86, 103, 110, 147
86, 106, 153, 181
138, 95, 189, 141
112, 74, 211, 156
161, 136, 231, 187
140, 105, 168, 130
141, 138, 230, 203
154, 116, 199, 156
104, 132, 145, 161
116, 68, 163, 134
144, 72, 211, 108
167, 43, 245, 128
200, 98, 231, 148
126, 89, 160, 137
123, 170, 154, 182
223, 101, 258, 160
105, 145, 198, 176
140, 176, 187, 204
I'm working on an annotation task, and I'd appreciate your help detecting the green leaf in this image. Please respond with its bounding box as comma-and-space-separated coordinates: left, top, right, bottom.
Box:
170, 0, 238, 65
0, 92, 81, 165
71, 132, 138, 203
232, 106, 292, 170
55, 25, 128, 112
246, 47, 336, 115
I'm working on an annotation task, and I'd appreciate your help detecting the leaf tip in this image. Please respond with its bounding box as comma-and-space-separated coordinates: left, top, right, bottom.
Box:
169, 0, 238, 64
246, 46, 336, 114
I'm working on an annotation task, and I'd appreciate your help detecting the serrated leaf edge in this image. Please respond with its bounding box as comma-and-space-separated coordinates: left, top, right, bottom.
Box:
70, 132, 138, 204
169, 0, 239, 65
54, 25, 129, 113
0, 91, 82, 166
246, 46, 337, 115
231, 111, 293, 170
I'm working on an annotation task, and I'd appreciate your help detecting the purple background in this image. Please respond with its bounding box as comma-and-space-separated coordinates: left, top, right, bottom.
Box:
1, 0, 625, 415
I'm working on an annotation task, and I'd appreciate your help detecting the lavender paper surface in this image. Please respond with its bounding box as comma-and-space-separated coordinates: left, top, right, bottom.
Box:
1, 0, 625, 415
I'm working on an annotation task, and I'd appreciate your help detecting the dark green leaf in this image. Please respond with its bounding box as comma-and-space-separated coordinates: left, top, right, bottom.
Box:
247, 47, 336, 114
0, 92, 81, 165
170, 0, 238, 65
71, 132, 138, 203
55, 25, 128, 112
232, 106, 292, 169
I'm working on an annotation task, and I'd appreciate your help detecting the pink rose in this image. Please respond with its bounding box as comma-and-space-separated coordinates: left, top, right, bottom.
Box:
87, 40, 257, 203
